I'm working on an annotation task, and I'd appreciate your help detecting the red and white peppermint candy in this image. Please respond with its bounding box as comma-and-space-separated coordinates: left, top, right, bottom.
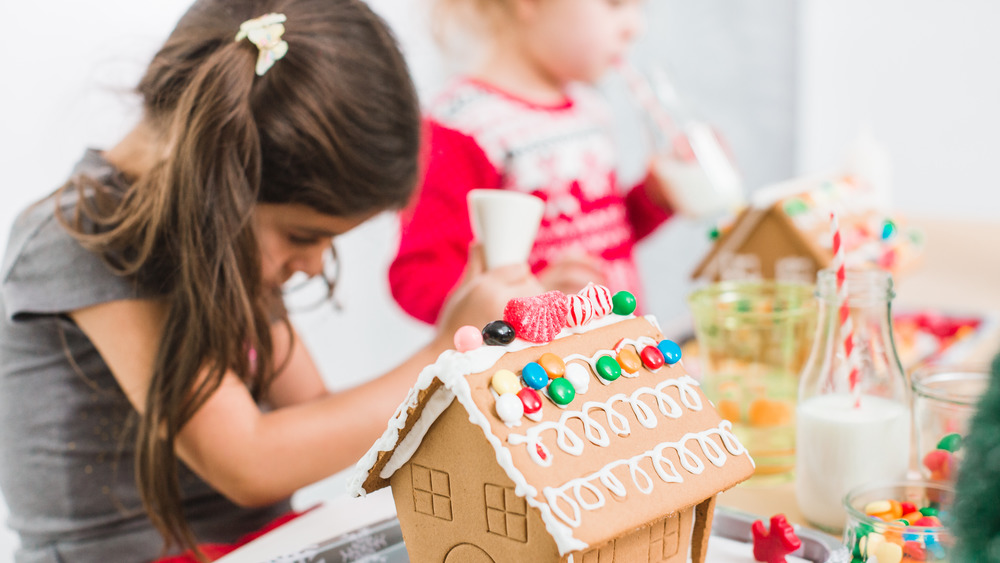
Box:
582, 283, 613, 318
566, 293, 594, 327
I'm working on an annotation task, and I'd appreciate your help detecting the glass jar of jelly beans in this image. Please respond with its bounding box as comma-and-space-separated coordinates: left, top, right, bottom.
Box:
843, 479, 954, 562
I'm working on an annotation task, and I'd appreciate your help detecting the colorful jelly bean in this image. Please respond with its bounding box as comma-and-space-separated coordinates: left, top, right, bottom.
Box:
616, 347, 641, 374
564, 362, 590, 394
517, 387, 542, 415
548, 378, 576, 406
453, 325, 483, 352
538, 352, 566, 378
491, 369, 521, 395
865, 501, 893, 516
872, 541, 902, 563
900, 502, 917, 515
936, 433, 962, 452
521, 362, 549, 390
657, 339, 682, 364
639, 345, 664, 370
918, 506, 938, 517
495, 393, 524, 425
611, 290, 636, 315
595, 355, 621, 382
482, 320, 516, 345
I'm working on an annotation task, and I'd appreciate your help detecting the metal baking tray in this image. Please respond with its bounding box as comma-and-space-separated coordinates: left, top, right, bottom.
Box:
265, 506, 850, 563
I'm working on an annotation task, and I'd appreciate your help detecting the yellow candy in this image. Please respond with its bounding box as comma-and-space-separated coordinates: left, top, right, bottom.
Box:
872, 541, 903, 563
491, 369, 521, 395
860, 532, 885, 557
538, 353, 566, 378
865, 500, 893, 516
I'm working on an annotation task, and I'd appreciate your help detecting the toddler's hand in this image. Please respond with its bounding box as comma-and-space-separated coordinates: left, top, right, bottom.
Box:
436, 245, 544, 341
538, 253, 606, 296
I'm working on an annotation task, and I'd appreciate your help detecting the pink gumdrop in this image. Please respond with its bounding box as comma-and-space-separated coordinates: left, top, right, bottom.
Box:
454, 325, 484, 352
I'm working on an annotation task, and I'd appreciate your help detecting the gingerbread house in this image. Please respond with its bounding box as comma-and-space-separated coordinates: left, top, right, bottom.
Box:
692, 175, 923, 282
350, 289, 755, 563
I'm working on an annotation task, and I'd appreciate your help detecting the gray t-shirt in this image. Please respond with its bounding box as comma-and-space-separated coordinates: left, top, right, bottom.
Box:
0, 150, 289, 563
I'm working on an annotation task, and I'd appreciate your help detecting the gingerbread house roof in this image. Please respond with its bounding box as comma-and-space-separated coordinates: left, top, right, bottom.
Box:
692, 174, 923, 280
349, 314, 756, 556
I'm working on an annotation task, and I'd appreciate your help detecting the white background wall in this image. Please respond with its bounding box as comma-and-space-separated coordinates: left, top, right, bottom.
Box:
0, 1, 998, 560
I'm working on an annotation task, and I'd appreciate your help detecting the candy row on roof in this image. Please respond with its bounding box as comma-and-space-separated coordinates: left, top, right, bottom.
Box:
450, 283, 683, 428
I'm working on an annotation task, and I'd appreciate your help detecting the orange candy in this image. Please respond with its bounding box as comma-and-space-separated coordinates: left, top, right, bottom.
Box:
748, 398, 792, 427
538, 353, 566, 378
616, 348, 642, 374
717, 400, 741, 423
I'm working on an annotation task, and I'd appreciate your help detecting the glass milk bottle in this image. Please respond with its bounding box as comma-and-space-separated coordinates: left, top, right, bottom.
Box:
621, 64, 744, 219
795, 269, 910, 533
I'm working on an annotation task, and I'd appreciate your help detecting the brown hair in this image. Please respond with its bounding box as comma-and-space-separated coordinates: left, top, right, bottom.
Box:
58, 0, 419, 557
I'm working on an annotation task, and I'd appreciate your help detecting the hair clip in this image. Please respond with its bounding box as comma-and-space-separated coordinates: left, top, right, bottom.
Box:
235, 13, 288, 76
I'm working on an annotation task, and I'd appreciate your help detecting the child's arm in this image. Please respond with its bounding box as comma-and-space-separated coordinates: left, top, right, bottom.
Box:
69, 260, 539, 507
389, 121, 502, 324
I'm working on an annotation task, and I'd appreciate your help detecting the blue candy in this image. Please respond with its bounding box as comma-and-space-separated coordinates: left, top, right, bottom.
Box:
657, 340, 682, 365
521, 362, 549, 390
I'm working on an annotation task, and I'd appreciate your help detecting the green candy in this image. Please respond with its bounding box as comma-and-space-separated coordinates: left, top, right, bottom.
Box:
783, 198, 809, 217
708, 227, 720, 241
548, 378, 576, 406
612, 291, 636, 315
881, 219, 897, 241
595, 356, 621, 382
920, 506, 939, 517
937, 433, 963, 452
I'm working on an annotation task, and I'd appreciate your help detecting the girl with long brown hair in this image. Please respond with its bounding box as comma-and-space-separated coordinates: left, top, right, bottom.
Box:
0, 1, 540, 561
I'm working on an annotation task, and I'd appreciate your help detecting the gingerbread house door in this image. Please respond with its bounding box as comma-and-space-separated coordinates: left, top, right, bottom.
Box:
444, 543, 495, 562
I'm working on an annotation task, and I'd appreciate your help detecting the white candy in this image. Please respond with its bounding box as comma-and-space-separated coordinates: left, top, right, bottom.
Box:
496, 393, 524, 426
582, 282, 613, 318
566, 294, 594, 327
564, 362, 590, 395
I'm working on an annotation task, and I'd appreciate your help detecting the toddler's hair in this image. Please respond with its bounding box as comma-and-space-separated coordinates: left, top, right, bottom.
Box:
430, 0, 512, 53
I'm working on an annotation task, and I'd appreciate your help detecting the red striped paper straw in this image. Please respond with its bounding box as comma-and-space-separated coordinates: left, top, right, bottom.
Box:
618, 62, 679, 144
831, 212, 861, 408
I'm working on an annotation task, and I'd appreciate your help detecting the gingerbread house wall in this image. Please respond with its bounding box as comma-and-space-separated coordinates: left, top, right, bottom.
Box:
388, 399, 715, 563
389, 400, 561, 563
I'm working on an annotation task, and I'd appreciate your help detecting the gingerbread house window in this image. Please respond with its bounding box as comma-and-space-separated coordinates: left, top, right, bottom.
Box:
484, 483, 527, 543
411, 464, 452, 521
649, 513, 681, 561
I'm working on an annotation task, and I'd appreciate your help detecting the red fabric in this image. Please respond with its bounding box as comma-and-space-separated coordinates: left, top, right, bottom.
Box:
389, 121, 502, 324
152, 507, 315, 563
389, 80, 674, 325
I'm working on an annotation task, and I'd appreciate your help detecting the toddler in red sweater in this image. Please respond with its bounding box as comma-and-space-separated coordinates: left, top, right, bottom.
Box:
390, 0, 674, 324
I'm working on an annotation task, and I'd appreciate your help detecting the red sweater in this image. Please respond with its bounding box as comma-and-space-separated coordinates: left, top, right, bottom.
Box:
390, 79, 672, 324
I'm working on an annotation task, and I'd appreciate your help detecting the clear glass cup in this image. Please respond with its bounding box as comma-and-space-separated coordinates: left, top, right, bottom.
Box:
911, 364, 989, 483
687, 280, 817, 480
843, 479, 954, 562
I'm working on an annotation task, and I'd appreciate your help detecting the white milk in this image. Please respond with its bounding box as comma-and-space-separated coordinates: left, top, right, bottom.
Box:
795, 393, 910, 532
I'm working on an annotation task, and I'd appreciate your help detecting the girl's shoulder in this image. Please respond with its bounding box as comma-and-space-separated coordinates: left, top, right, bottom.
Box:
1, 150, 140, 320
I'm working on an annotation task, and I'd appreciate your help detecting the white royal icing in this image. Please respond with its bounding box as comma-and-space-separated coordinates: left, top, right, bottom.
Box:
541, 420, 753, 529
507, 375, 704, 466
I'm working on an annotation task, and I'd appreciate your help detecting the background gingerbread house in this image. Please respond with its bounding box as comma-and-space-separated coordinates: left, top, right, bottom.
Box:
693, 175, 923, 282
351, 314, 755, 562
